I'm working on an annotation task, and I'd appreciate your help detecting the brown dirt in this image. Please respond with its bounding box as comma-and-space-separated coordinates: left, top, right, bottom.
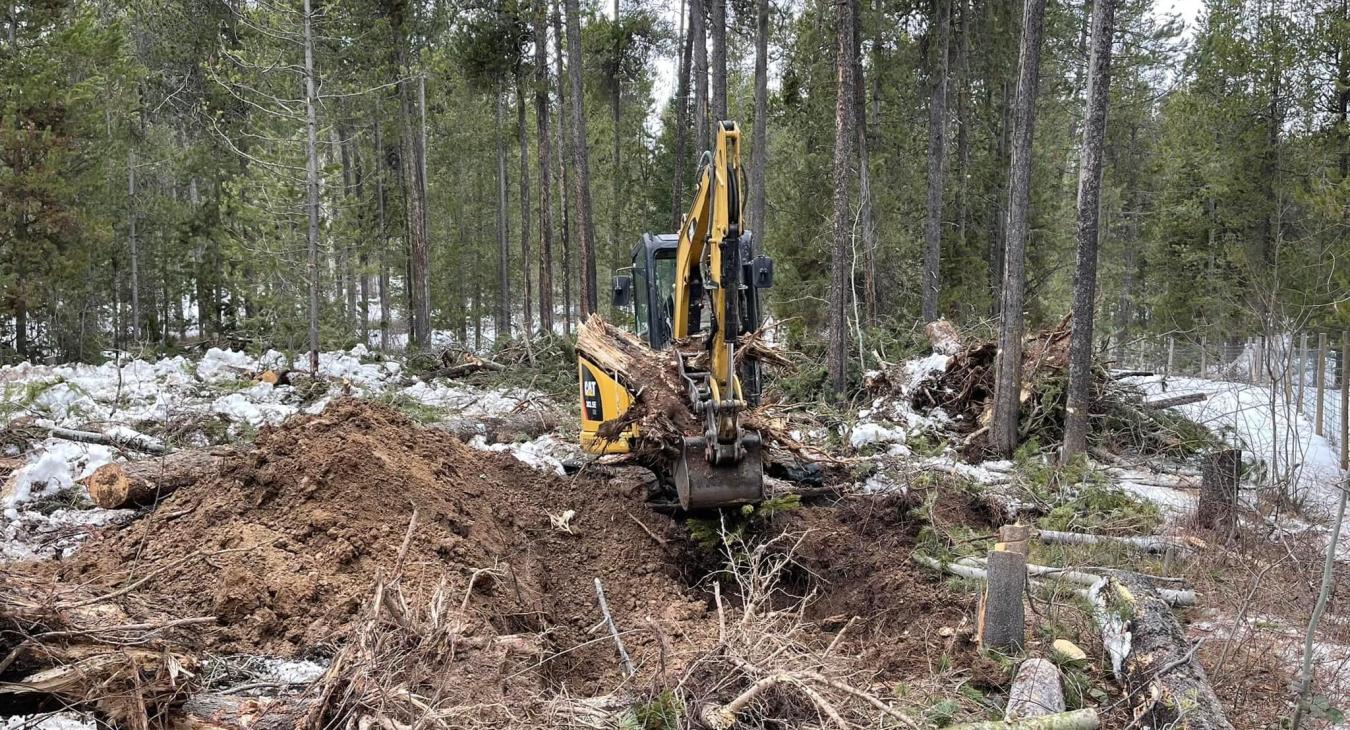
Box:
773, 493, 990, 683
58, 399, 711, 692
28, 398, 1002, 725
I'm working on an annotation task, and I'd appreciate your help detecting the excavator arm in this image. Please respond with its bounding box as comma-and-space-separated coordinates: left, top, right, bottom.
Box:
668, 121, 763, 508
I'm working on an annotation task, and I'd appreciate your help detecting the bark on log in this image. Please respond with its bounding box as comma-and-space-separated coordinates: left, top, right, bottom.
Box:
948, 709, 1099, 730
46, 426, 169, 455
1005, 658, 1064, 721
1036, 529, 1186, 554
84, 448, 234, 509
173, 694, 312, 730
1143, 393, 1207, 409
1091, 576, 1233, 730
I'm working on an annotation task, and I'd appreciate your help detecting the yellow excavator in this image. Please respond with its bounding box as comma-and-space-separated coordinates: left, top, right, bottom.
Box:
576, 121, 775, 509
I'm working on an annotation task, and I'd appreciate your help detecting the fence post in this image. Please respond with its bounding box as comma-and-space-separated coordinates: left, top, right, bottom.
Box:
1341, 332, 1348, 470
1316, 332, 1327, 437
1199, 336, 1208, 378
1166, 337, 1175, 377
1252, 337, 1264, 384
1298, 332, 1308, 417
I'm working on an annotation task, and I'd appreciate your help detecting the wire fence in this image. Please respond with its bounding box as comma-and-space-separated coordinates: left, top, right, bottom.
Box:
1120, 333, 1350, 473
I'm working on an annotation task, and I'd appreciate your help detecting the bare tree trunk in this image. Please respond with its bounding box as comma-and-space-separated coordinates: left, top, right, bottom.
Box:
749, 0, 768, 239
1291, 480, 1348, 729
990, 0, 1048, 456
673, 0, 691, 230
349, 129, 370, 345
851, 3, 877, 325
552, 0, 574, 333
535, 0, 555, 335
921, 0, 951, 323
611, 0, 622, 269
1062, 0, 1115, 460
517, 75, 533, 337
1112, 124, 1140, 362
954, 0, 971, 298
564, 0, 598, 315
399, 53, 431, 349
828, 0, 858, 400
495, 87, 512, 337
692, 0, 709, 152
303, 0, 321, 372
128, 147, 141, 343
375, 120, 391, 350
710, 0, 727, 122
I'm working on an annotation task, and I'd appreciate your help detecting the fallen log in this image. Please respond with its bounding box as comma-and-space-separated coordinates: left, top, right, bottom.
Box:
46, 426, 169, 455
84, 448, 235, 509
947, 709, 1099, 730
1089, 577, 1233, 730
957, 557, 1196, 606
1143, 393, 1207, 409
173, 694, 312, 730
1005, 659, 1064, 722
1037, 529, 1188, 555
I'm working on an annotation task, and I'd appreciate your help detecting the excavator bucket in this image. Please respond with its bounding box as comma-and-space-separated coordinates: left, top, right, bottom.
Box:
674, 432, 764, 510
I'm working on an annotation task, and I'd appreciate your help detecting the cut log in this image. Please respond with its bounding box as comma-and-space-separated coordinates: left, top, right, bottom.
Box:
46, 426, 169, 455
1005, 658, 1065, 721
173, 694, 313, 730
947, 709, 1099, 730
1143, 393, 1207, 409
1090, 576, 1233, 730
84, 448, 234, 509
1036, 529, 1187, 555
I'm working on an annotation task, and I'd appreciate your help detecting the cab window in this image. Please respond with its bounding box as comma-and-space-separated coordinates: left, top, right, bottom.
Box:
632, 261, 650, 338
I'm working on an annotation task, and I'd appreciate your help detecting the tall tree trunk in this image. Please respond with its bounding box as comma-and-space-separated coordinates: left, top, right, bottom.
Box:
611, 0, 622, 269
128, 147, 141, 342
828, 0, 858, 400
749, 0, 768, 238
1062, 0, 1115, 460
921, 0, 951, 323
535, 0, 555, 335
349, 129, 370, 345
851, 0, 877, 323
303, 0, 321, 372
710, 0, 727, 121
399, 61, 431, 348
990, 0, 1048, 457
954, 0, 971, 296
495, 87, 512, 336
375, 120, 392, 350
989, 77, 1011, 313
692, 0, 709, 152
515, 77, 533, 337
1112, 123, 1140, 363
673, 0, 691, 230
564, 0, 598, 315
552, 0, 574, 333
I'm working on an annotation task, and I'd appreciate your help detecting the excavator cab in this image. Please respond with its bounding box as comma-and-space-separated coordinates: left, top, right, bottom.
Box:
612, 232, 772, 405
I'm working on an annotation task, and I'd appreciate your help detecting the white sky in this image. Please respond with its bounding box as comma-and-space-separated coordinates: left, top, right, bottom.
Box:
620, 0, 1208, 128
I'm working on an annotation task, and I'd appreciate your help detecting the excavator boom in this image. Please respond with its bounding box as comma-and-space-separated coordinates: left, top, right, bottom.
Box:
577, 120, 774, 510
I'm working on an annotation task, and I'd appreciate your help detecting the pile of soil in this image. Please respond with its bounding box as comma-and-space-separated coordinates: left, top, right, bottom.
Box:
59, 399, 711, 690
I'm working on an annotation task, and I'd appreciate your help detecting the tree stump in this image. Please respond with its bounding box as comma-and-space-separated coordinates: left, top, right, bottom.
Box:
1197, 449, 1240, 532
977, 548, 1026, 652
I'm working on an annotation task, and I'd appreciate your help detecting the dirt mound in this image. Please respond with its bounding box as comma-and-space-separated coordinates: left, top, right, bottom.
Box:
60, 400, 709, 687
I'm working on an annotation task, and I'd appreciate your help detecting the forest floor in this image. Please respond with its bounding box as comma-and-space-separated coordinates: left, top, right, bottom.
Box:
0, 336, 1346, 729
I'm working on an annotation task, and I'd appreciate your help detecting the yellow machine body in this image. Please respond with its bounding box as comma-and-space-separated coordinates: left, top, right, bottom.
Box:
577, 355, 637, 454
